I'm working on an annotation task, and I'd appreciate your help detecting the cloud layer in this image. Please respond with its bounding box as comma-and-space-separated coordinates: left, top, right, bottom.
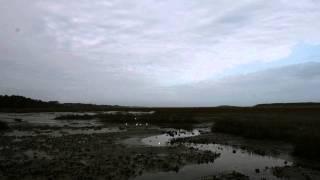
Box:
174, 62, 320, 106
0, 0, 320, 105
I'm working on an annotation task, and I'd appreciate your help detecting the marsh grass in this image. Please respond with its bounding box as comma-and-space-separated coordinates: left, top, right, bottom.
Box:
212, 112, 320, 160
55, 107, 320, 159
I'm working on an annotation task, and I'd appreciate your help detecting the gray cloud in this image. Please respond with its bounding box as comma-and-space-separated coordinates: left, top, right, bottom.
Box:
0, 0, 320, 106
174, 62, 320, 106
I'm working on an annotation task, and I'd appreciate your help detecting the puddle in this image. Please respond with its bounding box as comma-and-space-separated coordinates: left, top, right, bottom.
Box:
137, 129, 292, 180
4, 127, 124, 137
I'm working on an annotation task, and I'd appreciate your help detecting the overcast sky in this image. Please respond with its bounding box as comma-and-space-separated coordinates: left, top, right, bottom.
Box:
1, 0, 320, 106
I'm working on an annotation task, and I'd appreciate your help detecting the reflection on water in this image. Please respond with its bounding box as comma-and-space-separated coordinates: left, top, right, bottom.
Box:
138, 130, 292, 180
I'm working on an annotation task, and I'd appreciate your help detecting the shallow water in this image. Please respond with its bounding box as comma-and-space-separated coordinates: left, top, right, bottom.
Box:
136, 129, 292, 180
4, 127, 124, 137
0, 112, 102, 127
0, 112, 128, 137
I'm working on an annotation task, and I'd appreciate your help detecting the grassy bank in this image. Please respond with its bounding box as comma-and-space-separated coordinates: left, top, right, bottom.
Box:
212, 111, 320, 160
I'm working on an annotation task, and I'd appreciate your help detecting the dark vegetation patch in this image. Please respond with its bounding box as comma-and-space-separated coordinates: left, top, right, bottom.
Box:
0, 121, 9, 131
0, 95, 122, 112
54, 114, 96, 120
271, 166, 320, 180
199, 171, 249, 180
212, 112, 320, 160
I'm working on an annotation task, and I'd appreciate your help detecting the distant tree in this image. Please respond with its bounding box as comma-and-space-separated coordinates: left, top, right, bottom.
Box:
0, 95, 60, 108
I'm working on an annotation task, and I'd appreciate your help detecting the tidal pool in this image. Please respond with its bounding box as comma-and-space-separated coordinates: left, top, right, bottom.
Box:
137, 129, 292, 180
